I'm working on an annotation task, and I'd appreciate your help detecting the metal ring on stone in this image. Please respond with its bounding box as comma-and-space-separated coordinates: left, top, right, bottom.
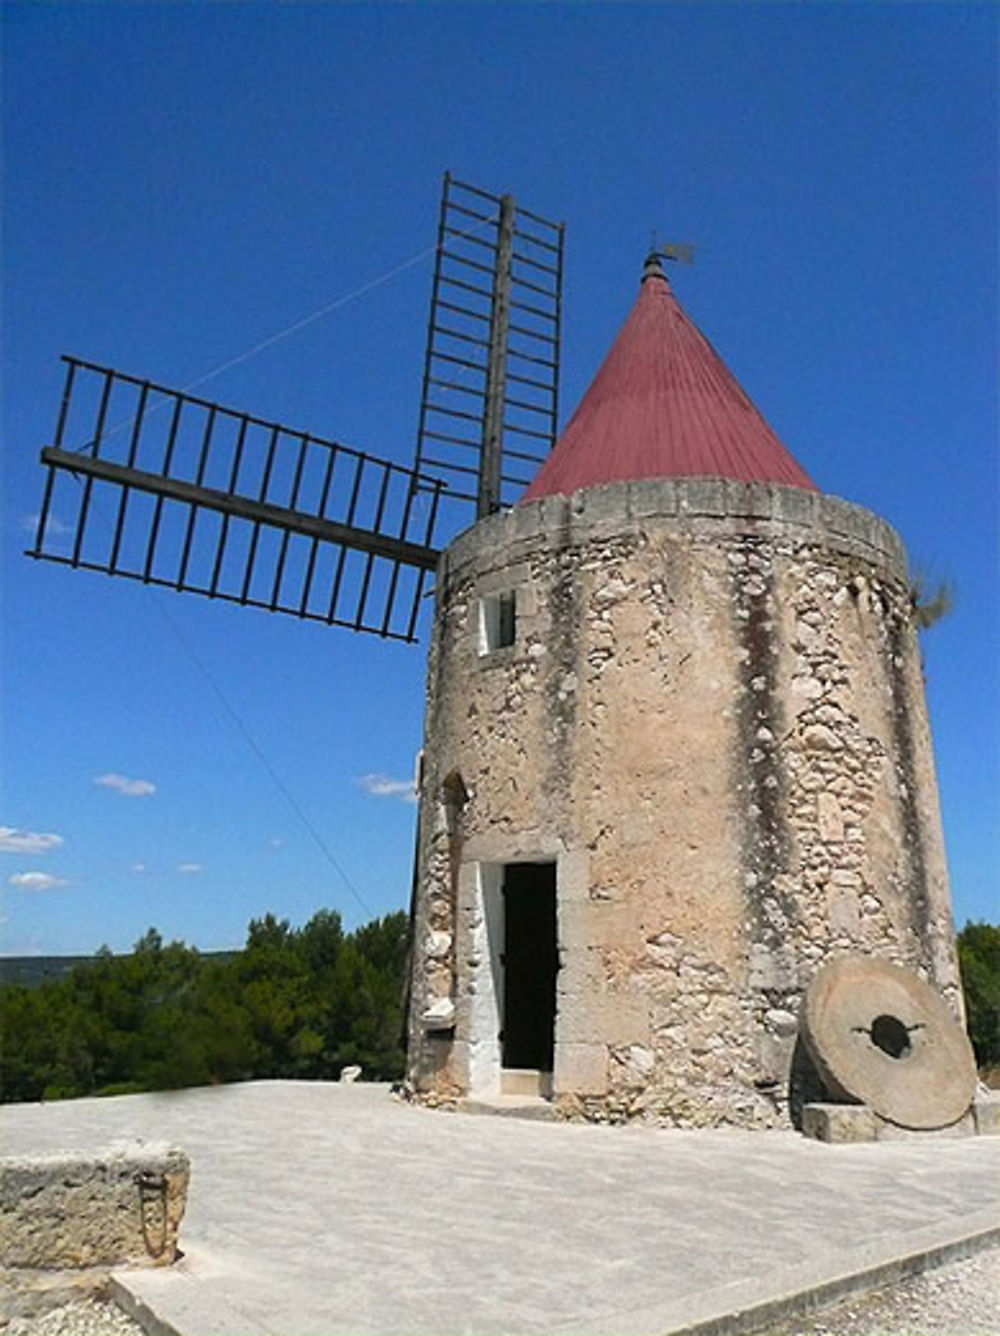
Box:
800, 955, 977, 1131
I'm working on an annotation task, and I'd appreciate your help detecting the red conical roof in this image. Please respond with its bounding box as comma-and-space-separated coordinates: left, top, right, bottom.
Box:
521, 258, 816, 501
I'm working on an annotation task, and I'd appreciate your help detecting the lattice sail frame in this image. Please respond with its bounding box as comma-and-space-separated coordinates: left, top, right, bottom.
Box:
413, 174, 565, 527
29, 358, 444, 641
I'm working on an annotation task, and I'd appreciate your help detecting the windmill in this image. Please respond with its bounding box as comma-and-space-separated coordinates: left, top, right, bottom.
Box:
26, 175, 566, 643
25, 178, 970, 1132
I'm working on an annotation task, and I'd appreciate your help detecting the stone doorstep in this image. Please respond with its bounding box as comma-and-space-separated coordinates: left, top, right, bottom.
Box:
802, 1096, 1000, 1144
500, 1067, 554, 1098
459, 1094, 557, 1121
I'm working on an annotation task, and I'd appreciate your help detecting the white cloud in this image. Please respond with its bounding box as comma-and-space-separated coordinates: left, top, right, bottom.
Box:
268, 837, 285, 849
357, 773, 417, 803
131, 862, 147, 874
9, 871, 70, 891
0, 827, 64, 855
94, 773, 157, 798
176, 862, 203, 874
21, 512, 69, 538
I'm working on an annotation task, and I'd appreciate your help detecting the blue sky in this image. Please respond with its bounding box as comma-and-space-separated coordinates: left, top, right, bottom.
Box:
2, 3, 996, 956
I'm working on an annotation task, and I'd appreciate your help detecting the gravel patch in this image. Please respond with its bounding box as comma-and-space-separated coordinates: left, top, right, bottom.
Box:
5, 1298, 143, 1336
760, 1245, 1000, 1335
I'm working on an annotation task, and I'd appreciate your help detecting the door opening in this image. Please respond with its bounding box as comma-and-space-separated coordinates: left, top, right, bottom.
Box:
501, 862, 558, 1073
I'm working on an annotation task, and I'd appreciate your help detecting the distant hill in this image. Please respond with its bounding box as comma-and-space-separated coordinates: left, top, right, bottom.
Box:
0, 951, 237, 988
0, 956, 95, 987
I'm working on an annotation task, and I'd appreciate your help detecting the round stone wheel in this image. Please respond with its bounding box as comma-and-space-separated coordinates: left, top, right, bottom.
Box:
801, 955, 977, 1130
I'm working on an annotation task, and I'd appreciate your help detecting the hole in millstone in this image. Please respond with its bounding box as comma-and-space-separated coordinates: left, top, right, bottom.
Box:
870, 1013, 912, 1059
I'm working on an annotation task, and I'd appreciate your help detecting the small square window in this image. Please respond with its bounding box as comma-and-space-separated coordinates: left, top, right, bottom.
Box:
479, 590, 517, 654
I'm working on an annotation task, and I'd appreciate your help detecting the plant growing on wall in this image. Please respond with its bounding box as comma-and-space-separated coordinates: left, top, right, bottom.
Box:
909, 571, 954, 631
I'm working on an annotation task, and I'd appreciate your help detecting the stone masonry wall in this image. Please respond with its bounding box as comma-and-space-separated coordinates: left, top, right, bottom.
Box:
406, 479, 960, 1127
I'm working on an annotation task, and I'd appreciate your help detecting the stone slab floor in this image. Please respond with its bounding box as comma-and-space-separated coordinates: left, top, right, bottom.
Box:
2, 1082, 997, 1336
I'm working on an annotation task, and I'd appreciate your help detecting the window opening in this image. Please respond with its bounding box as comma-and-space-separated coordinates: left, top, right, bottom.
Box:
479, 589, 517, 653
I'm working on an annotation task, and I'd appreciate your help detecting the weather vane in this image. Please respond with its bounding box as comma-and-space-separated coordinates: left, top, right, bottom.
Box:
648, 230, 695, 266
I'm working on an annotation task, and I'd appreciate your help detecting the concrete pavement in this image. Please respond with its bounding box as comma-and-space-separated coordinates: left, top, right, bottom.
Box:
2, 1081, 997, 1335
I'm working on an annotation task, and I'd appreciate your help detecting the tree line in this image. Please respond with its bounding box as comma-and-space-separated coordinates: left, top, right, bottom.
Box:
1, 909, 409, 1104
957, 921, 1000, 1077
1, 914, 996, 1105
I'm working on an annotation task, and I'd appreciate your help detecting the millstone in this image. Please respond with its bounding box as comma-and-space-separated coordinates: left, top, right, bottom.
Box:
801, 956, 977, 1130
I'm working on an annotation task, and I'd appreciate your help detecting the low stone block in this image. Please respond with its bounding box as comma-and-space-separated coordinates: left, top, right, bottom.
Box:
972, 1092, 1000, 1135
0, 1142, 189, 1270
801, 1102, 877, 1143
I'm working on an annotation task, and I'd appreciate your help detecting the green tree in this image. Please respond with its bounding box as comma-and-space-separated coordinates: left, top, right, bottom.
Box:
1, 907, 413, 1103
0, 983, 60, 1101
958, 922, 1000, 1071
325, 912, 409, 1080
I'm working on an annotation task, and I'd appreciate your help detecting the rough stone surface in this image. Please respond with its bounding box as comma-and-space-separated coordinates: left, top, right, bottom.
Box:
0, 1142, 189, 1270
973, 1091, 1000, 1135
802, 956, 977, 1130
801, 1102, 877, 1143
407, 479, 961, 1127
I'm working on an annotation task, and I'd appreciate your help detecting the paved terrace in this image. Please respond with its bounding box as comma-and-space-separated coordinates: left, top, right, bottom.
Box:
2, 1081, 998, 1336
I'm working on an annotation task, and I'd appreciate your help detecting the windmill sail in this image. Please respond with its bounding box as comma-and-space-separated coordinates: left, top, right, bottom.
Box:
28, 358, 444, 641
413, 174, 565, 525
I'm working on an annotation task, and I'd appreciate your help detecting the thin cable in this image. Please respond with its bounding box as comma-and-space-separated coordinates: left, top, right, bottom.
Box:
178, 241, 445, 396
80, 210, 497, 450
53, 460, 377, 919
151, 589, 376, 921
44, 211, 499, 912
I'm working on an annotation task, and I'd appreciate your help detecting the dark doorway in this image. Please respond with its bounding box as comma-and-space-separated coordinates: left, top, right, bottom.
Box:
501, 862, 558, 1071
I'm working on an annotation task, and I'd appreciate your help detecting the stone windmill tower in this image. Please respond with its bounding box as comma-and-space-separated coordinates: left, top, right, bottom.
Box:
406, 251, 961, 1128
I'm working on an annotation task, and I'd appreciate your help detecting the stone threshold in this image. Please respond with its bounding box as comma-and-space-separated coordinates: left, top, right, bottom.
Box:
458, 1094, 556, 1121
